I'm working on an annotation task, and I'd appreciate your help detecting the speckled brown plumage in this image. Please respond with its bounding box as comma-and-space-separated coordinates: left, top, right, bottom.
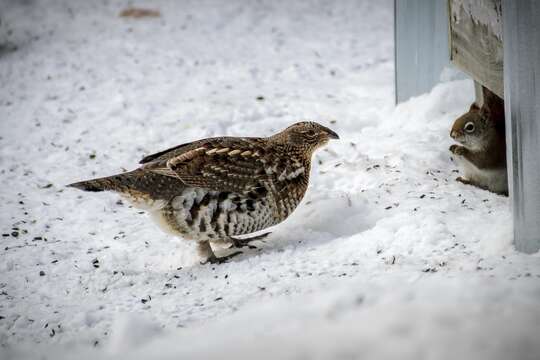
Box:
68, 121, 339, 263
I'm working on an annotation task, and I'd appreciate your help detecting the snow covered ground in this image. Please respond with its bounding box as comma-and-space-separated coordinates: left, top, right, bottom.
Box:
1, 0, 539, 359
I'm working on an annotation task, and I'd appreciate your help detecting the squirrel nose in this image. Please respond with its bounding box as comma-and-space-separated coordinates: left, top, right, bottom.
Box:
450, 130, 458, 138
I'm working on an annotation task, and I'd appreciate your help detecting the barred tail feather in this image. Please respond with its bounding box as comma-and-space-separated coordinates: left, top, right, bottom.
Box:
67, 179, 107, 192
68, 170, 185, 203
67, 171, 140, 192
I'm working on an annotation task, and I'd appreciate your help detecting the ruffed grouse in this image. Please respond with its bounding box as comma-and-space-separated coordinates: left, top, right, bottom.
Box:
68, 121, 339, 263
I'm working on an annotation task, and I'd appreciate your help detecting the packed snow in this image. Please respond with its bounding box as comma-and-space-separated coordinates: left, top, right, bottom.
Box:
1, 0, 539, 359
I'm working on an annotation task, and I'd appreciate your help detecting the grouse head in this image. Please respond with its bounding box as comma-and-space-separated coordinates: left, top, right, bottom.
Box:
272, 121, 339, 153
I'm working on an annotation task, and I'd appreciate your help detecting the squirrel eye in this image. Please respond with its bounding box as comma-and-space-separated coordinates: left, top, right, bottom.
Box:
464, 122, 475, 133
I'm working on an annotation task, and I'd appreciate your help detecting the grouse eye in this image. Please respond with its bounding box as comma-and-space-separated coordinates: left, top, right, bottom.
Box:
304, 129, 317, 137
464, 122, 475, 133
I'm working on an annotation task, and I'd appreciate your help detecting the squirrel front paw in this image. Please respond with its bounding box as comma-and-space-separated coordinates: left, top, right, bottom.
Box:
449, 144, 467, 156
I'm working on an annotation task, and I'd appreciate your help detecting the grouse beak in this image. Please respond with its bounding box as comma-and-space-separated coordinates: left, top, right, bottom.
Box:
324, 127, 340, 140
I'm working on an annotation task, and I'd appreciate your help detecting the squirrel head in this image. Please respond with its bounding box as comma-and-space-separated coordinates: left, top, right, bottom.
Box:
450, 103, 501, 151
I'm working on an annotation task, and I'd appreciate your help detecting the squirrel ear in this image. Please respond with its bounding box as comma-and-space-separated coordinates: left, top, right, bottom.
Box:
469, 103, 480, 112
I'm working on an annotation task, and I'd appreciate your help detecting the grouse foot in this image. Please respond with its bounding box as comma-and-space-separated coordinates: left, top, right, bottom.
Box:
204, 251, 243, 264
198, 241, 242, 264
230, 232, 272, 248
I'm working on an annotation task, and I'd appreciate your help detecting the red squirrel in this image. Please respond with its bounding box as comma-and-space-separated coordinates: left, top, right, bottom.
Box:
449, 87, 507, 195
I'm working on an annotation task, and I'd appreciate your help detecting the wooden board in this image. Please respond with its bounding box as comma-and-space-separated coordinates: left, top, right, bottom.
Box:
449, 0, 504, 97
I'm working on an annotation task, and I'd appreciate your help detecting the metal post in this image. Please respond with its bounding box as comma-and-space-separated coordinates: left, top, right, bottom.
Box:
502, 0, 540, 253
394, 0, 455, 103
